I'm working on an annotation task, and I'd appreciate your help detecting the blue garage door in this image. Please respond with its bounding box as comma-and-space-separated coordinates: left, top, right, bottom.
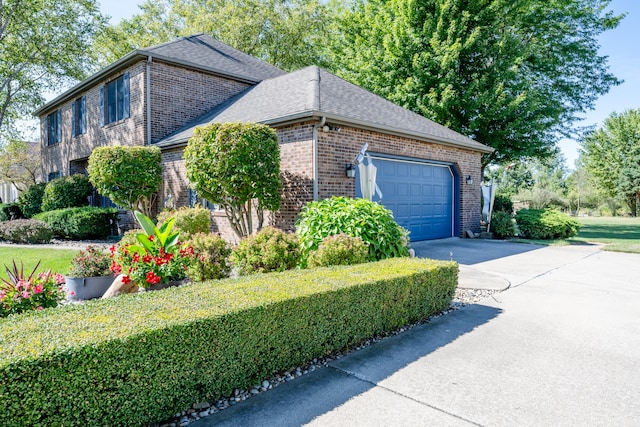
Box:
356, 157, 455, 241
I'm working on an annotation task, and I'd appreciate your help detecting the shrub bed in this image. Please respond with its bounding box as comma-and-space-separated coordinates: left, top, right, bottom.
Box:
0, 219, 52, 243
515, 208, 580, 240
35, 207, 118, 240
0, 258, 457, 427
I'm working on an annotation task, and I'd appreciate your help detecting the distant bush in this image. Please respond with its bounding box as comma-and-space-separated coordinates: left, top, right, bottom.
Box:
307, 233, 369, 268
35, 207, 118, 240
490, 211, 515, 239
0, 203, 23, 221
41, 174, 92, 212
0, 219, 53, 243
232, 227, 300, 275
493, 194, 513, 214
157, 206, 210, 238
185, 232, 232, 281
515, 208, 580, 240
17, 183, 47, 218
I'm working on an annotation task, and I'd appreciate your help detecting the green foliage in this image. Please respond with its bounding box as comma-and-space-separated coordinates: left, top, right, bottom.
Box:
88, 146, 162, 217
157, 206, 211, 238
0, 203, 23, 221
328, 0, 622, 166
0, 219, 53, 243
490, 211, 515, 239
307, 233, 369, 268
296, 196, 409, 264
515, 208, 580, 240
0, 261, 66, 317
0, 140, 39, 191
41, 174, 92, 212
34, 207, 118, 240
185, 232, 232, 281
67, 246, 112, 277
0, 257, 456, 426
17, 182, 46, 218
492, 194, 513, 214
185, 122, 281, 238
118, 229, 143, 247
232, 227, 300, 275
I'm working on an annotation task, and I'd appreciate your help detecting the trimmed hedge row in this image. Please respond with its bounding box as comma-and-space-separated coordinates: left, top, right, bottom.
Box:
34, 207, 118, 239
0, 258, 457, 427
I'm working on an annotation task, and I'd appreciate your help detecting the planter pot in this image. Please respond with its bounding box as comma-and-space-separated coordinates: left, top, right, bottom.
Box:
64, 276, 115, 301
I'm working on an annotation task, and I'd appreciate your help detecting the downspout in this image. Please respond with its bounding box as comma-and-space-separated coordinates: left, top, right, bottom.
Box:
146, 56, 152, 145
312, 116, 326, 201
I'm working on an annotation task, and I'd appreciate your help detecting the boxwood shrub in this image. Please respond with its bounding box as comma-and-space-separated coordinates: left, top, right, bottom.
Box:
41, 174, 92, 212
34, 207, 118, 240
515, 208, 580, 240
0, 258, 457, 427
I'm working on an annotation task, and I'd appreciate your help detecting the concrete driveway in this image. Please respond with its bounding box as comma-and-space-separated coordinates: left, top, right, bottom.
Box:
192, 240, 640, 426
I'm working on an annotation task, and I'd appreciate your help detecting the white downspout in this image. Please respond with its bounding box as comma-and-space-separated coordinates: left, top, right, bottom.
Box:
146, 56, 152, 145
312, 116, 326, 201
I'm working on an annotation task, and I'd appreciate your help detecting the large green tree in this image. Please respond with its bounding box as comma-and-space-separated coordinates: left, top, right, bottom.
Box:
327, 0, 622, 167
92, 0, 333, 71
0, 0, 106, 142
580, 109, 640, 216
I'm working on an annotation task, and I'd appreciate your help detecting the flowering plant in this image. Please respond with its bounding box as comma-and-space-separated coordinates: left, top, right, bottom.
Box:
111, 211, 195, 288
67, 245, 112, 277
0, 261, 66, 318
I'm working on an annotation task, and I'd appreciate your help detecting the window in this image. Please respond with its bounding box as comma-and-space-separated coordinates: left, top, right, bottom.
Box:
46, 109, 62, 146
47, 171, 61, 182
100, 72, 130, 126
189, 189, 219, 210
72, 96, 86, 136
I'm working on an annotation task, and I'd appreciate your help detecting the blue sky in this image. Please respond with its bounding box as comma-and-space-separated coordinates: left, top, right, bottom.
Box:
99, 0, 640, 169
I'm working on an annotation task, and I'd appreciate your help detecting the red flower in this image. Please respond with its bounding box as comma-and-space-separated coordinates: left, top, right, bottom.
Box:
33, 284, 44, 294
122, 275, 132, 284
109, 245, 116, 255
145, 271, 161, 285
143, 254, 152, 263
148, 235, 154, 241
132, 253, 141, 263
111, 261, 122, 274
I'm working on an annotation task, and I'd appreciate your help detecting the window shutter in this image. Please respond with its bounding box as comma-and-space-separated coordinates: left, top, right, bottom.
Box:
71, 101, 76, 137
44, 115, 49, 146
56, 110, 62, 143
80, 96, 86, 134
123, 72, 130, 119
99, 86, 105, 127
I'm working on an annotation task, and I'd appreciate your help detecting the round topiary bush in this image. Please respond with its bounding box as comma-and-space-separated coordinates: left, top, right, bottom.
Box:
185, 232, 232, 281
296, 196, 409, 263
157, 206, 210, 238
493, 194, 514, 214
490, 211, 515, 239
307, 233, 369, 268
231, 226, 300, 275
515, 208, 580, 240
17, 182, 47, 218
41, 174, 92, 212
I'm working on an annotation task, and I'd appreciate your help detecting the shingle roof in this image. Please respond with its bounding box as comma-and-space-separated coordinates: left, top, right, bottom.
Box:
157, 66, 492, 153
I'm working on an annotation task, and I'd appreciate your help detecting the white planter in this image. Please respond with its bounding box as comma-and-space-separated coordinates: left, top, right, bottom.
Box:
64, 276, 114, 301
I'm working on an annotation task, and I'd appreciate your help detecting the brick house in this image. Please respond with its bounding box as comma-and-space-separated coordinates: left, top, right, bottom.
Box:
34, 34, 492, 243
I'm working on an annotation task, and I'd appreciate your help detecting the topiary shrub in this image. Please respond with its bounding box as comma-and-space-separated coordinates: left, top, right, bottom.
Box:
41, 174, 92, 212
307, 233, 369, 268
490, 211, 515, 239
0, 219, 53, 243
296, 196, 409, 264
17, 182, 47, 218
231, 226, 300, 275
493, 193, 514, 214
0, 203, 23, 221
157, 206, 210, 238
515, 208, 580, 240
185, 232, 232, 281
34, 207, 118, 240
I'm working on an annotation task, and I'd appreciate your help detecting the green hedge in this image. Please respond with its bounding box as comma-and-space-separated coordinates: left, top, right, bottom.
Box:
515, 208, 580, 240
34, 207, 118, 240
0, 258, 457, 427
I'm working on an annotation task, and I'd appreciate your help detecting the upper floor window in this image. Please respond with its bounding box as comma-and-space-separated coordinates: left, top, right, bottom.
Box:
100, 72, 130, 126
46, 109, 62, 146
72, 96, 86, 136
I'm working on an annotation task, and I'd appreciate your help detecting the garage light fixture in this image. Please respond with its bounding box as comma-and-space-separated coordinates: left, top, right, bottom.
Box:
466, 175, 474, 185
346, 163, 356, 178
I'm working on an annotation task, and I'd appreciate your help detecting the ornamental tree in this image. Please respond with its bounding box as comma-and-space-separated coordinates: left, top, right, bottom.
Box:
87, 146, 162, 217
184, 122, 281, 238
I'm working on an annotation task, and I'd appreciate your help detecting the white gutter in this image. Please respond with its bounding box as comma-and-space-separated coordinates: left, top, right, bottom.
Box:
312, 116, 326, 201
146, 56, 152, 145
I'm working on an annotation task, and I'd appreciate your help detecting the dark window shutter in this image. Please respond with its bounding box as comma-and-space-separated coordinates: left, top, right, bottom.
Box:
44, 115, 49, 146
99, 86, 105, 126
122, 72, 130, 119
56, 110, 62, 143
71, 101, 76, 137
80, 96, 86, 134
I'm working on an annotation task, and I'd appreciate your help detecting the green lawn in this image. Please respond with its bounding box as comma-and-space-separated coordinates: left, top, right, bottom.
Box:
0, 247, 79, 281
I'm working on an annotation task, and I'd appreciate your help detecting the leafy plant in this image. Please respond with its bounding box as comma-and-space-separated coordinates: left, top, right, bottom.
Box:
184, 122, 281, 238
17, 182, 47, 218
296, 196, 409, 263
492, 194, 514, 214
185, 232, 232, 281
88, 146, 162, 217
41, 174, 92, 212
157, 206, 210, 238
34, 207, 118, 240
0, 202, 23, 221
490, 211, 515, 239
231, 226, 300, 275
67, 246, 112, 278
0, 219, 53, 243
515, 208, 580, 240
307, 233, 369, 268
0, 261, 66, 317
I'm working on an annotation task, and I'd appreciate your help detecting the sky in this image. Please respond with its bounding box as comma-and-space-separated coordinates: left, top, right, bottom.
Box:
98, 0, 640, 169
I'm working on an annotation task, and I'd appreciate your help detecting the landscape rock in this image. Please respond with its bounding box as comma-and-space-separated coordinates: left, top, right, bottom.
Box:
101, 274, 139, 298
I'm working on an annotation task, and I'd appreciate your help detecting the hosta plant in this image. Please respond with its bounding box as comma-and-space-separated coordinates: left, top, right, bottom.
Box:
0, 261, 66, 317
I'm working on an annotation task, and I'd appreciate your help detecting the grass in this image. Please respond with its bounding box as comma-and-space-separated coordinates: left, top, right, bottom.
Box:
0, 247, 79, 281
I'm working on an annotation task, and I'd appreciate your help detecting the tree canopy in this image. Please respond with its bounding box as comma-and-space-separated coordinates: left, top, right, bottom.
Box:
326, 0, 623, 167
0, 0, 106, 142
0, 140, 39, 191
